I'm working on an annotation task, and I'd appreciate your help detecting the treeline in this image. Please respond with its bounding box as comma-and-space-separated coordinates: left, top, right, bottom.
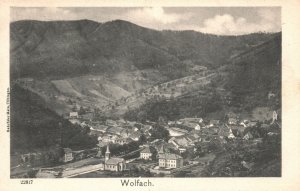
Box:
10, 84, 98, 153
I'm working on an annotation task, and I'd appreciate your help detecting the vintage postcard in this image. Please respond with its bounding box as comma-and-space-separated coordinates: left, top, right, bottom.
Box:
0, 0, 300, 191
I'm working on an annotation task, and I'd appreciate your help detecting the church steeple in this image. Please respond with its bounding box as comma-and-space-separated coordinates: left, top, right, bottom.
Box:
105, 145, 110, 161
158, 144, 165, 154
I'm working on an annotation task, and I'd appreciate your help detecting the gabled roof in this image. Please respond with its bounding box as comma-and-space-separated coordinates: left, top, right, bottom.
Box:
168, 127, 188, 133
158, 144, 165, 154
92, 124, 109, 132
129, 130, 142, 139
158, 153, 182, 160
116, 137, 132, 143
106, 157, 124, 165
140, 146, 155, 154
210, 120, 220, 125
243, 131, 254, 139
63, 148, 72, 153
107, 126, 124, 135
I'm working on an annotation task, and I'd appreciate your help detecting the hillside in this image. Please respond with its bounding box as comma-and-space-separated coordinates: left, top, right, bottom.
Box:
10, 19, 281, 118
224, 34, 281, 110
123, 34, 281, 122
10, 19, 277, 80
10, 83, 98, 153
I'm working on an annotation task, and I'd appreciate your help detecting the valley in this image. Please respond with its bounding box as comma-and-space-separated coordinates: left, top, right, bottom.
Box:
9, 19, 281, 178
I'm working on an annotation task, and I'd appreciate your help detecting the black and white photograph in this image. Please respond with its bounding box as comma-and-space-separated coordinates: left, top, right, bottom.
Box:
1, 0, 300, 190
9, 6, 283, 179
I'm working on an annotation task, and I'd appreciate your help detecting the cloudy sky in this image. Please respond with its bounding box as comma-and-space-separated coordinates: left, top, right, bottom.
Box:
11, 7, 281, 35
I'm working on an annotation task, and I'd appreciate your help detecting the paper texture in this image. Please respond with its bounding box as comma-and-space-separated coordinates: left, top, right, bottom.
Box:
1, 0, 300, 191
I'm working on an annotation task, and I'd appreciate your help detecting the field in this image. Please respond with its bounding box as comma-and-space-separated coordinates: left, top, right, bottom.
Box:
14, 70, 165, 116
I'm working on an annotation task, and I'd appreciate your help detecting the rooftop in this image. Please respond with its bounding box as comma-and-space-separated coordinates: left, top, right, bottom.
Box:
159, 153, 182, 160
63, 148, 72, 153
106, 157, 124, 165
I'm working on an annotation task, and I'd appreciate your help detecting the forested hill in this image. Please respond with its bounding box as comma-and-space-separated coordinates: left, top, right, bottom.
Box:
124, 33, 282, 122
10, 84, 97, 153
10, 19, 278, 80
224, 33, 281, 110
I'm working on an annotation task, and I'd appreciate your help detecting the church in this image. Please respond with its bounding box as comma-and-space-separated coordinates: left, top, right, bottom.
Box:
104, 145, 126, 172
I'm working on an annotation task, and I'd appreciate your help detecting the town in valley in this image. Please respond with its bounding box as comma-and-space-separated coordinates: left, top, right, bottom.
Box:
10, 7, 281, 178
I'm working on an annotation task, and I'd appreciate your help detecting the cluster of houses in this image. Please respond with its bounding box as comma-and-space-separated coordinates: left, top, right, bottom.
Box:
163, 110, 280, 153
25, 109, 280, 177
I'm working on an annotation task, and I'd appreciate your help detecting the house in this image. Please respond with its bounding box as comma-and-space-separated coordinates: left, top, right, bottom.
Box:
68, 118, 81, 125
247, 121, 258, 127
80, 112, 94, 121
69, 112, 79, 119
272, 111, 278, 123
209, 120, 220, 127
102, 134, 119, 143
140, 146, 155, 160
168, 136, 194, 153
195, 124, 201, 131
63, 148, 73, 163
36, 168, 62, 178
116, 118, 126, 125
129, 130, 142, 141
227, 112, 238, 118
153, 141, 177, 155
115, 137, 132, 145
168, 121, 176, 125
268, 92, 276, 99
228, 118, 238, 125
218, 127, 230, 138
158, 153, 183, 169
179, 118, 203, 124
106, 119, 118, 127
107, 126, 124, 135
181, 122, 200, 130
90, 124, 109, 133
243, 131, 254, 140
104, 145, 126, 172
228, 129, 236, 139
167, 127, 188, 137
227, 124, 247, 136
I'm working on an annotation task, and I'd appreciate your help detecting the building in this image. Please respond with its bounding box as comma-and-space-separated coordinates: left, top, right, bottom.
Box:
102, 134, 119, 143
228, 118, 238, 125
158, 153, 183, 169
69, 112, 79, 119
140, 146, 154, 160
107, 126, 124, 135
129, 130, 142, 141
91, 124, 109, 133
115, 137, 132, 145
243, 132, 254, 140
228, 129, 236, 139
106, 119, 118, 127
36, 168, 62, 178
195, 124, 201, 131
167, 127, 188, 137
272, 111, 278, 123
209, 120, 220, 127
63, 148, 73, 163
168, 136, 193, 153
104, 145, 125, 172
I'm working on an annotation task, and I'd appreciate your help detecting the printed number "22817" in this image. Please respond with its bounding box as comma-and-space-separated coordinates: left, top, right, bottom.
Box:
20, 180, 33, 184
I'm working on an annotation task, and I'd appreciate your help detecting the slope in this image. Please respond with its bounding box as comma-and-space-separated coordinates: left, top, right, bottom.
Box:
10, 19, 278, 80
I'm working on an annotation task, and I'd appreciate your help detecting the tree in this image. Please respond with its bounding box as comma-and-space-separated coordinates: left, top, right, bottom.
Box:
150, 124, 170, 141
138, 134, 147, 144
78, 106, 86, 115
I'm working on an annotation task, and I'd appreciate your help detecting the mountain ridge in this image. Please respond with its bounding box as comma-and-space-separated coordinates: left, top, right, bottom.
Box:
10, 19, 279, 80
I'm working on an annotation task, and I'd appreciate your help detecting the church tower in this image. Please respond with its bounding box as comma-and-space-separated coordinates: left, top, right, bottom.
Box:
105, 145, 110, 161
158, 144, 165, 154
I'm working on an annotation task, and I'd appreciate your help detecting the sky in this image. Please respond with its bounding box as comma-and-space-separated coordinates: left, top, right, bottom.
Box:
10, 7, 281, 35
